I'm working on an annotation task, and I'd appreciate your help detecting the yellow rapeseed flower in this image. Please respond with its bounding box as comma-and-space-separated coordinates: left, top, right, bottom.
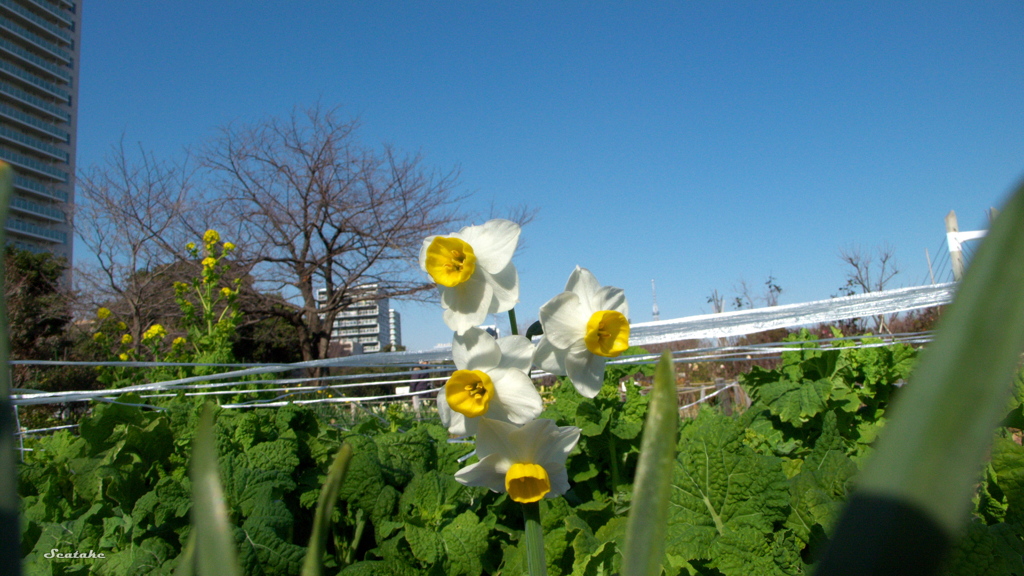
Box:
143, 324, 167, 342
96, 307, 111, 320
202, 257, 217, 271
92, 332, 103, 342
121, 334, 133, 345
223, 241, 236, 252
220, 287, 233, 298
186, 242, 196, 251
119, 353, 129, 361
172, 336, 187, 347
203, 229, 220, 246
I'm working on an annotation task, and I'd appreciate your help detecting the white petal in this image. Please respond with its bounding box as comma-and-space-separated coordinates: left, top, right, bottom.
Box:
484, 263, 519, 313
458, 219, 520, 275
592, 286, 628, 317
476, 417, 523, 461
564, 341, 607, 398
535, 425, 581, 469
507, 418, 562, 464
441, 274, 493, 333
452, 327, 501, 371
564, 266, 602, 314
538, 292, 586, 350
436, 387, 470, 436
532, 337, 568, 375
544, 462, 571, 498
497, 335, 535, 374
455, 453, 511, 493
486, 368, 543, 425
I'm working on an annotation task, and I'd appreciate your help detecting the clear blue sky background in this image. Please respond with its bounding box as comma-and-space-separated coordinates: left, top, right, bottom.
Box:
76, 2, 1024, 351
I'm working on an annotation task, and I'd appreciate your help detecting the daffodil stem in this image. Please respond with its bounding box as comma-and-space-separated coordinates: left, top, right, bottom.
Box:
508, 308, 519, 336
522, 502, 547, 576
608, 437, 620, 490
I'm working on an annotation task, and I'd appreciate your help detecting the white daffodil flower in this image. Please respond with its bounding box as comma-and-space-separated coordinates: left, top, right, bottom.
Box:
438, 326, 542, 436
455, 418, 581, 503
419, 219, 520, 333
533, 266, 629, 398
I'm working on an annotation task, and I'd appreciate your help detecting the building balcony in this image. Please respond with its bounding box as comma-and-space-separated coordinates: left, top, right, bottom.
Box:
10, 194, 63, 221
0, 101, 67, 140
0, 59, 68, 100
337, 306, 380, 318
0, 36, 71, 84
0, 146, 67, 181
12, 174, 66, 201
6, 217, 65, 243
0, 14, 71, 63
0, 124, 67, 161
0, 79, 69, 121
23, 0, 72, 28
0, 0, 72, 45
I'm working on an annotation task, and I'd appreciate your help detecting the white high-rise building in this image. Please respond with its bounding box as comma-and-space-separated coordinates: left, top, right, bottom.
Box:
317, 283, 392, 353
0, 0, 80, 261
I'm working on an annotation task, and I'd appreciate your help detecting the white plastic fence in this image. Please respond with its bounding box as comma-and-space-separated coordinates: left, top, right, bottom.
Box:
9, 282, 954, 412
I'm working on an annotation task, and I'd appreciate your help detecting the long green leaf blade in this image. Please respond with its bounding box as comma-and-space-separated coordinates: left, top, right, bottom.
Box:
818, 180, 1024, 575
301, 442, 354, 576
857, 181, 1024, 530
0, 161, 21, 576
622, 350, 679, 576
190, 403, 241, 576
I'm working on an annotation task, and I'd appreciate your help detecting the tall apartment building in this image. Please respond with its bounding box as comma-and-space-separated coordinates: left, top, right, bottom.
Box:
317, 284, 399, 354
0, 0, 80, 261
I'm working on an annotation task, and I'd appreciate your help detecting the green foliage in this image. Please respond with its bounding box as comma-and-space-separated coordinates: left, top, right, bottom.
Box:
15, 337, 1024, 575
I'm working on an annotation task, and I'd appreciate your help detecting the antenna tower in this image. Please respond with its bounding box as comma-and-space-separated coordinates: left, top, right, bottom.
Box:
651, 279, 660, 321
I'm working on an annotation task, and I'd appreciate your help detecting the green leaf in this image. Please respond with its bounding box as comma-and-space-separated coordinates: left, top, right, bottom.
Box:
302, 442, 354, 576
245, 438, 300, 471
665, 410, 790, 568
989, 436, 1024, 526
440, 511, 488, 576
622, 350, 678, 576
854, 181, 1024, 535
405, 523, 445, 564
575, 401, 611, 437
525, 321, 544, 339
188, 403, 241, 576
939, 521, 1024, 576
758, 377, 832, 424
0, 162, 21, 576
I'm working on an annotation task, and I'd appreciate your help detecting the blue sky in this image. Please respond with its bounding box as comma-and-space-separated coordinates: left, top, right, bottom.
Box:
75, 2, 1024, 351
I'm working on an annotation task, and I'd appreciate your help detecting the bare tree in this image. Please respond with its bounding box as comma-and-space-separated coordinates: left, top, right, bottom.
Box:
729, 275, 782, 310
201, 104, 466, 374
837, 243, 900, 333
73, 140, 209, 342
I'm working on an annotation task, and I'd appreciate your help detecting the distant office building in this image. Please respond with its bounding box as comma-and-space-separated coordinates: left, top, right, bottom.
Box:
388, 308, 401, 350
317, 283, 392, 354
0, 0, 80, 262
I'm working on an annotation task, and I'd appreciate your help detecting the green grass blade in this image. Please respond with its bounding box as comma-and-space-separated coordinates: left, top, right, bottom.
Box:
0, 162, 21, 576
856, 180, 1024, 531
189, 403, 241, 576
622, 350, 679, 576
301, 442, 354, 576
817, 180, 1024, 575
